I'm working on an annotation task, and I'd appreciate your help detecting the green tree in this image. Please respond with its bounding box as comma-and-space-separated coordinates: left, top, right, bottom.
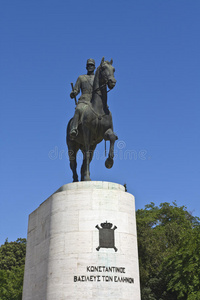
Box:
165, 226, 200, 299
0, 238, 26, 300
136, 202, 200, 300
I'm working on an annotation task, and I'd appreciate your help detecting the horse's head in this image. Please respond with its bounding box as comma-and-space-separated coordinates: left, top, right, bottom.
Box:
99, 57, 116, 90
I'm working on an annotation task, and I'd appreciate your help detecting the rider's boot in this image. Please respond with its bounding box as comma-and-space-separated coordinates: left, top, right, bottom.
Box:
70, 129, 78, 138
70, 110, 79, 138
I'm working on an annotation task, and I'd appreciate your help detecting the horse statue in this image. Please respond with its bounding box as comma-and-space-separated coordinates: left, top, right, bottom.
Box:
66, 57, 118, 181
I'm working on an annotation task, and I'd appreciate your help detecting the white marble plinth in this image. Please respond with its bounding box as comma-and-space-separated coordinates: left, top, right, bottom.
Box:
22, 181, 141, 300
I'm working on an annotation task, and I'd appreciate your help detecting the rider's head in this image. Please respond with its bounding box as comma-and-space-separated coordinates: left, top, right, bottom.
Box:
86, 58, 95, 74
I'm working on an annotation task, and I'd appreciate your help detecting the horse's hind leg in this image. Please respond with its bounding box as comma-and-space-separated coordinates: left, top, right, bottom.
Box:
104, 128, 118, 169
81, 127, 93, 181
81, 145, 91, 181
68, 142, 79, 182
80, 156, 86, 181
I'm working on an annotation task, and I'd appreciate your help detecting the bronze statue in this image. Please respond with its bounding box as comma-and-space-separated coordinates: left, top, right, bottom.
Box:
67, 57, 118, 182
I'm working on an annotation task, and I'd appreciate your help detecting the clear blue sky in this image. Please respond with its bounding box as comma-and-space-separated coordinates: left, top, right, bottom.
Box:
1, 0, 200, 245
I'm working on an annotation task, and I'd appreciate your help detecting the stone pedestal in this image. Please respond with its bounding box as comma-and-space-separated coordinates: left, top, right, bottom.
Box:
22, 181, 141, 300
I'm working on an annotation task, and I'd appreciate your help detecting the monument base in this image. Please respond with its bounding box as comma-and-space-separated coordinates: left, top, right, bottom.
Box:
22, 181, 141, 300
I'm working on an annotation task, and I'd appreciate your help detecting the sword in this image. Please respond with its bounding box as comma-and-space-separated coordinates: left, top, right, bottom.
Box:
71, 83, 77, 105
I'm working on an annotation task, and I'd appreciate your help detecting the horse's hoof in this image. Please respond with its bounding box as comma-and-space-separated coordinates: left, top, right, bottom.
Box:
105, 157, 114, 169
82, 176, 91, 181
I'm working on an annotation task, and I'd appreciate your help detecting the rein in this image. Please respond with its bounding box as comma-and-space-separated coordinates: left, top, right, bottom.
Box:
93, 83, 111, 94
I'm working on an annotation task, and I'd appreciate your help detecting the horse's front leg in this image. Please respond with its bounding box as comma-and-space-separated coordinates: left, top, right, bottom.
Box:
104, 128, 118, 169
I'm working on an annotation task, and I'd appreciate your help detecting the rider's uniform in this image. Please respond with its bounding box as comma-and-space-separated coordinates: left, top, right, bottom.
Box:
73, 74, 94, 104
70, 74, 95, 133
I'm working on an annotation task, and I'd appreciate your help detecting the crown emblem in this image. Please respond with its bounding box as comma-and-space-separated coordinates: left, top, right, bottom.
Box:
96, 221, 118, 252
100, 221, 113, 229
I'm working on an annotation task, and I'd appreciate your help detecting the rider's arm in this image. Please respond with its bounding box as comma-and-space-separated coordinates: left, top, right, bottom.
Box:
73, 76, 81, 96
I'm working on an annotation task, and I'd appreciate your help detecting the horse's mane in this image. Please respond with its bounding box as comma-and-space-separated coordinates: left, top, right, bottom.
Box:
94, 60, 111, 79
93, 60, 112, 91
96, 60, 112, 72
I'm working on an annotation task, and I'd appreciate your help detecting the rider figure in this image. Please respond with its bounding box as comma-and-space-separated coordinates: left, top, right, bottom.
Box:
70, 58, 96, 138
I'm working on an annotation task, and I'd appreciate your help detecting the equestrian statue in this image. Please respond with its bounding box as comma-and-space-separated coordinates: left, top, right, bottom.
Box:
66, 57, 118, 182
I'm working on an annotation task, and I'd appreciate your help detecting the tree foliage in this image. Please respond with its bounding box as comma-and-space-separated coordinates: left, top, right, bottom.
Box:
0, 238, 26, 300
136, 202, 200, 300
166, 226, 200, 299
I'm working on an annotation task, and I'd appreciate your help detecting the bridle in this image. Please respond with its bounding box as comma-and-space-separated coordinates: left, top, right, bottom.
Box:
93, 64, 113, 94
